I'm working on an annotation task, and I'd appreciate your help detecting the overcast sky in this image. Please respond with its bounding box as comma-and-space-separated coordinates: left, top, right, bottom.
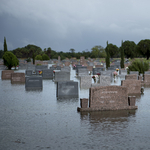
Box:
0, 0, 150, 52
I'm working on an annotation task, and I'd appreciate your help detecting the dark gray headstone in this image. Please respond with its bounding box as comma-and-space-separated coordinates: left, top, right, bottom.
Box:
55, 66, 61, 70
42, 69, 53, 79
25, 70, 33, 76
61, 66, 70, 72
55, 71, 70, 82
57, 81, 78, 98
93, 68, 105, 75
35, 65, 48, 70
27, 64, 35, 70
25, 76, 43, 90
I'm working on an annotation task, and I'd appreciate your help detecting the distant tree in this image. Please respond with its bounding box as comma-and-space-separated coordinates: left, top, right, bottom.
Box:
42, 54, 50, 60
69, 48, 75, 53
105, 41, 110, 69
0, 50, 4, 58
32, 52, 35, 64
4, 37, 8, 53
106, 43, 119, 58
121, 40, 136, 59
35, 54, 43, 60
120, 40, 124, 68
3, 51, 19, 69
46, 47, 51, 59
91, 45, 106, 58
128, 59, 149, 74
136, 39, 150, 60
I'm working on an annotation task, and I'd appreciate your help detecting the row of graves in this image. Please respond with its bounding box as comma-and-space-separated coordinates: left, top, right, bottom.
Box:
1, 57, 150, 112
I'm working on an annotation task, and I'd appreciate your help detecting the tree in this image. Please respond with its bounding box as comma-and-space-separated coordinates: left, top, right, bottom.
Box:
3, 51, 19, 69
69, 48, 75, 53
120, 40, 124, 68
0, 50, 4, 58
105, 41, 110, 69
136, 39, 150, 60
4, 37, 8, 53
91, 46, 106, 58
33, 52, 35, 64
46, 47, 51, 59
42, 54, 50, 60
106, 43, 119, 58
128, 59, 149, 74
121, 40, 136, 59
35, 54, 43, 60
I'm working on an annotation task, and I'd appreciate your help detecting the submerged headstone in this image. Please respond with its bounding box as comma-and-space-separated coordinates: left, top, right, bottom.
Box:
1, 70, 14, 80
57, 81, 78, 98
25, 76, 43, 90
11, 73, 25, 84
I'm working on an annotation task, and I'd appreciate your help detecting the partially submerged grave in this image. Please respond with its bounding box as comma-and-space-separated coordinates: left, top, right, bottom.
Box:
78, 86, 137, 112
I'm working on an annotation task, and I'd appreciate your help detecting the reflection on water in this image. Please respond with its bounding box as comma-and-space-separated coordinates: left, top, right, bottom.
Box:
1, 69, 150, 150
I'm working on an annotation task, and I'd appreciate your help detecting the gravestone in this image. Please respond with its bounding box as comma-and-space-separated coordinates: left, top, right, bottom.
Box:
91, 76, 111, 87
25, 76, 43, 90
120, 70, 127, 75
55, 66, 61, 70
121, 80, 141, 94
88, 86, 137, 110
143, 74, 150, 84
11, 73, 25, 84
27, 64, 35, 70
80, 76, 92, 89
125, 74, 138, 80
42, 69, 53, 79
145, 71, 150, 74
93, 68, 105, 75
26, 70, 34, 76
76, 67, 87, 74
57, 81, 78, 98
61, 66, 70, 72
54, 71, 70, 82
130, 71, 139, 75
19, 63, 27, 70
35, 65, 48, 70
107, 66, 116, 70
1, 70, 14, 80
78, 69, 89, 76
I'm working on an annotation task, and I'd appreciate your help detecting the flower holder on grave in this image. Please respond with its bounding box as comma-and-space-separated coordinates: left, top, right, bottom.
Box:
80, 99, 88, 108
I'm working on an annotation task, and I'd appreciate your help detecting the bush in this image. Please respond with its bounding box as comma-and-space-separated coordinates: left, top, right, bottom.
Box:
128, 59, 149, 74
35, 55, 43, 60
42, 54, 50, 60
3, 51, 19, 70
26, 57, 31, 62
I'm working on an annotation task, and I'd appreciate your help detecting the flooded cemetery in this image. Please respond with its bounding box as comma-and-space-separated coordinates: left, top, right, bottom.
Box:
1, 57, 150, 150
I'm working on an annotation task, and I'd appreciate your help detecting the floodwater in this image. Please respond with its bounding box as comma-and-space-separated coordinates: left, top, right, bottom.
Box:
0, 68, 150, 150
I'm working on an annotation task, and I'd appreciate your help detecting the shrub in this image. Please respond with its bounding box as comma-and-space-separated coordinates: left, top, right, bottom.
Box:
26, 57, 31, 62
35, 55, 43, 60
128, 59, 149, 74
42, 54, 50, 60
3, 51, 19, 69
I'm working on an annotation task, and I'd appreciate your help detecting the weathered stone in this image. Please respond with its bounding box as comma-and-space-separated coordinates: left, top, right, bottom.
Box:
121, 80, 141, 94
11, 73, 25, 84
1, 70, 14, 80
80, 76, 92, 89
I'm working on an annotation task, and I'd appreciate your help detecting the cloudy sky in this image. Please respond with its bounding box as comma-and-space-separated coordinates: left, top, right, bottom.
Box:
0, 0, 150, 52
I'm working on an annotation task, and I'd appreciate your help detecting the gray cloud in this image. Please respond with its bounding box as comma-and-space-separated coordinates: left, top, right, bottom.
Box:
1, 0, 150, 52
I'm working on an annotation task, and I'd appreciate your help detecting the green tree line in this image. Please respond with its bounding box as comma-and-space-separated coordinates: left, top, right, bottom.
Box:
1, 39, 150, 60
